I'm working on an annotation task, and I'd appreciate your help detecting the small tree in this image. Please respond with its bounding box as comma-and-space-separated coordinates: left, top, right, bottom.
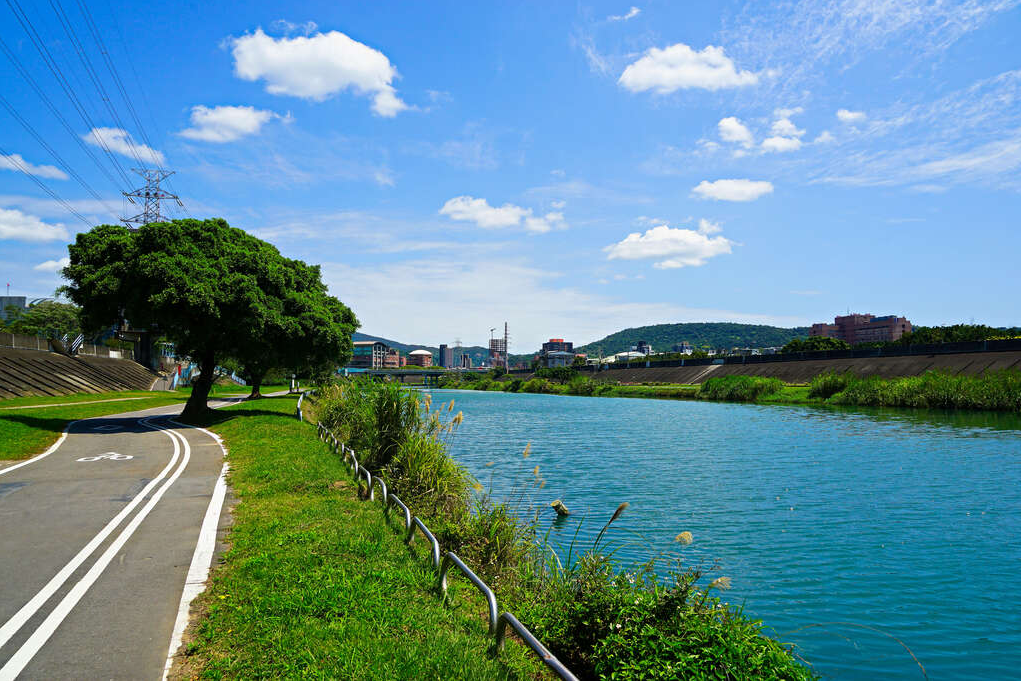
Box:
63, 218, 356, 418
6, 300, 81, 338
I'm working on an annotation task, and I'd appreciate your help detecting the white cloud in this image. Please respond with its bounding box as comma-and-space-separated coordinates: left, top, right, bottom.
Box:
604, 224, 733, 269
837, 108, 867, 123
762, 136, 803, 152
82, 127, 165, 164
697, 218, 722, 234
178, 105, 282, 142
0, 154, 68, 180
33, 256, 70, 272
0, 207, 69, 242
775, 106, 804, 118
551, 200, 566, 209
439, 196, 529, 229
718, 117, 754, 147
618, 43, 759, 93
771, 117, 805, 137
439, 196, 568, 234
608, 6, 641, 21
814, 130, 835, 143
230, 28, 408, 116
320, 258, 803, 351
692, 179, 774, 201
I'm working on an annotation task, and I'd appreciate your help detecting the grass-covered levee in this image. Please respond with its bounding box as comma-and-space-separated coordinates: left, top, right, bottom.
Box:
313, 378, 815, 680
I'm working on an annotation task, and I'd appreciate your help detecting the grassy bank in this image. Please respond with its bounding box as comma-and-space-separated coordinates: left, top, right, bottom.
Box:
310, 380, 813, 680
174, 395, 545, 679
436, 369, 1021, 413
0, 391, 187, 461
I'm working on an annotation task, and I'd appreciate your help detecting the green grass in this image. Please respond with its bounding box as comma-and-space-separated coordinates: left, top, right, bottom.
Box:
174, 396, 547, 680
0, 390, 174, 408
0, 392, 188, 461
174, 382, 291, 398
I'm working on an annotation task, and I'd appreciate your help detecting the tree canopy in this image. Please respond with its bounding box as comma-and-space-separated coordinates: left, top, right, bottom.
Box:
2, 300, 81, 338
62, 218, 358, 417
780, 335, 851, 353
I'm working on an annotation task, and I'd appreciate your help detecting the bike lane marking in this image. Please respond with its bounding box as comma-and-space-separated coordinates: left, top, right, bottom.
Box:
0, 417, 184, 673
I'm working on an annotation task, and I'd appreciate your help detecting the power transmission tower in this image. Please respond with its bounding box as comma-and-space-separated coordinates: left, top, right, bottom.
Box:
122, 168, 181, 229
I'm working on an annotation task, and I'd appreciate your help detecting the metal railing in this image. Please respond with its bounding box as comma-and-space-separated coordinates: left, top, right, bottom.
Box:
311, 418, 577, 680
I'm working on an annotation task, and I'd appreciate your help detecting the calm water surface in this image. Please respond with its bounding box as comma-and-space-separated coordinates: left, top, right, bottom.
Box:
431, 389, 1021, 680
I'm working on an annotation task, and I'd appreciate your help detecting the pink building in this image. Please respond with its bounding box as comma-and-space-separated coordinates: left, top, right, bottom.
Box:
811, 313, 912, 344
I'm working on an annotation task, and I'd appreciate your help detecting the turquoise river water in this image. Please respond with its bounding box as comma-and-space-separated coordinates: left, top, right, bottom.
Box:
430, 389, 1021, 679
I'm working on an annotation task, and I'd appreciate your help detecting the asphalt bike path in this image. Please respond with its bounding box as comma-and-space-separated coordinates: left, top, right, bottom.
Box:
0, 398, 242, 679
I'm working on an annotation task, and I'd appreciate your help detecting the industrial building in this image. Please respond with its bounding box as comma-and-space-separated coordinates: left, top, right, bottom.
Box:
810, 313, 913, 344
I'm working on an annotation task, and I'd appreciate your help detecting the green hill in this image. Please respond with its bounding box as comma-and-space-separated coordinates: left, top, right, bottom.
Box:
572, 323, 811, 357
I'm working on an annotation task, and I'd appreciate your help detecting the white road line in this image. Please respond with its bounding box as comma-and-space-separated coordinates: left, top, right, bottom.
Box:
0, 421, 79, 477
0, 421, 191, 681
0, 417, 176, 652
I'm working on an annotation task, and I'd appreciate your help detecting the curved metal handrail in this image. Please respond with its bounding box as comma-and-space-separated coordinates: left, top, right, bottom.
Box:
440, 552, 498, 635
495, 611, 578, 680
374, 476, 388, 503
358, 465, 374, 501
406, 516, 441, 569
388, 493, 412, 530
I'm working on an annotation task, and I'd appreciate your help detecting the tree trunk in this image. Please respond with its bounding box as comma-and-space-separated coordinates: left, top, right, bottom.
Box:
248, 372, 264, 399
182, 350, 216, 421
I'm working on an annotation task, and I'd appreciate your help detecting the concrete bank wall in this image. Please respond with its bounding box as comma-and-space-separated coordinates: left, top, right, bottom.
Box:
581, 351, 1021, 385
0, 347, 159, 398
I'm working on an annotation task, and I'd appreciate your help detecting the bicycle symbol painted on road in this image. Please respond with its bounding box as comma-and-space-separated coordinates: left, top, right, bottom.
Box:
76, 452, 134, 462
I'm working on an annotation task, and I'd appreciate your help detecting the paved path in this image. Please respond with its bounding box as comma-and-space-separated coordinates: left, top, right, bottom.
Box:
0, 400, 236, 680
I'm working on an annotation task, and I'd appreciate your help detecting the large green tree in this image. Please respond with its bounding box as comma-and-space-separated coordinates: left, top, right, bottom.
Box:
62, 218, 357, 418
780, 335, 851, 353
4, 300, 81, 338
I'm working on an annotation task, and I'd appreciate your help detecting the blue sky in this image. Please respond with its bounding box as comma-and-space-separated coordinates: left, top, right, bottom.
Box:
1, 0, 1019, 350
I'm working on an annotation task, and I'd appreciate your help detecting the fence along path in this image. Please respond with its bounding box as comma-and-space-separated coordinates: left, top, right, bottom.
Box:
295, 392, 577, 680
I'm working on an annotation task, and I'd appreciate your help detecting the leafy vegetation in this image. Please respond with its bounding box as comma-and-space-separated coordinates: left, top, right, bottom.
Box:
1, 300, 81, 338
697, 375, 784, 401
829, 370, 1021, 411
780, 336, 851, 353
62, 219, 356, 417
895, 323, 1021, 345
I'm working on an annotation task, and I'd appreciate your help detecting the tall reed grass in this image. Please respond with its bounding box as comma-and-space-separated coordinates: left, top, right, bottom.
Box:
698, 375, 783, 401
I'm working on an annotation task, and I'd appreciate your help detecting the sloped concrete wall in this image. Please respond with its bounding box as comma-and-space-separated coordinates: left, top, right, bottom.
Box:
0, 347, 160, 398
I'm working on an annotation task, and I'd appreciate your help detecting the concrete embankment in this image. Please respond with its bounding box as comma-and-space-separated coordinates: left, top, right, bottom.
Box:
0, 347, 161, 398
574, 350, 1021, 385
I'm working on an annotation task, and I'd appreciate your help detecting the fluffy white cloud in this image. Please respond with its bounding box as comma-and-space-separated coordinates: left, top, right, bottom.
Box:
762, 135, 803, 152
0, 207, 69, 242
439, 196, 568, 234
608, 6, 641, 21
718, 117, 754, 147
814, 130, 835, 143
771, 117, 805, 137
692, 179, 774, 201
837, 108, 866, 123
82, 127, 165, 164
439, 196, 529, 228
178, 105, 282, 142
230, 28, 407, 116
774, 106, 804, 118
33, 256, 70, 272
618, 43, 759, 93
604, 224, 733, 269
0, 154, 68, 180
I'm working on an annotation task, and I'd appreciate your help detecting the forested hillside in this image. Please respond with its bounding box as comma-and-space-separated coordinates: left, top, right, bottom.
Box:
572, 323, 811, 357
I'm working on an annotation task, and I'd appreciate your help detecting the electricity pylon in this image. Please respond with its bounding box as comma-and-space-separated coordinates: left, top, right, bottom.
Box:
121, 168, 181, 229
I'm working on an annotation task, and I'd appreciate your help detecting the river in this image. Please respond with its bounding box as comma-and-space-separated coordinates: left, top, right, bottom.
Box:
430, 389, 1021, 679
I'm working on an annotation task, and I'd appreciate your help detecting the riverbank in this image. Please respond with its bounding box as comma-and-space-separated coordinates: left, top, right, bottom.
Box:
435, 370, 1021, 413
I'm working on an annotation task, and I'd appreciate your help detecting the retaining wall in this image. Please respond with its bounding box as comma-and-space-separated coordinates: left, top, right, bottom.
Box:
0, 347, 160, 398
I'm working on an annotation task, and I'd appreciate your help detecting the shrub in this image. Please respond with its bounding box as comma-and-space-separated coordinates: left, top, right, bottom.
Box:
808, 371, 854, 399
521, 378, 554, 394
698, 375, 783, 401
535, 366, 578, 382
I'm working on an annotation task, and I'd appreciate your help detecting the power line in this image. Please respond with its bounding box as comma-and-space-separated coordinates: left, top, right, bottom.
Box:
4, 0, 134, 187
0, 93, 118, 218
0, 142, 93, 226
0, 36, 125, 192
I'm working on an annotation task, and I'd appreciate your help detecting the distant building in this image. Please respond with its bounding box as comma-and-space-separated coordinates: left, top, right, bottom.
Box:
811, 313, 912, 345
672, 342, 694, 355
407, 349, 433, 367
0, 296, 27, 322
438, 344, 455, 368
630, 340, 652, 355
350, 340, 388, 369
538, 338, 574, 367
541, 338, 573, 354
460, 353, 472, 369
382, 348, 401, 368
